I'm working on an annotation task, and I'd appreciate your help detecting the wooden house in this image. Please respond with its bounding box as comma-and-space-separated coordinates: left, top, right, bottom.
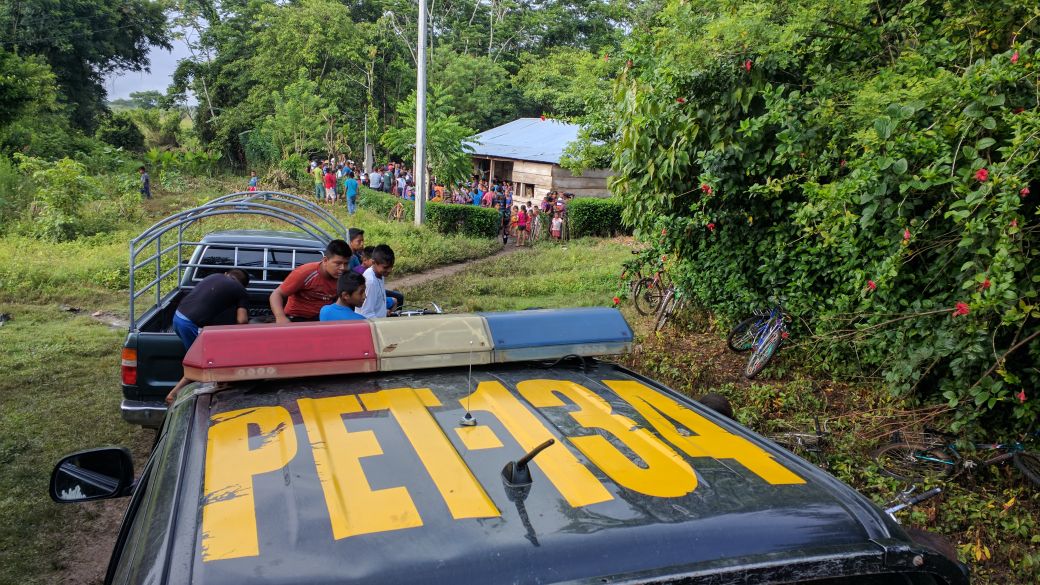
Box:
467, 118, 611, 203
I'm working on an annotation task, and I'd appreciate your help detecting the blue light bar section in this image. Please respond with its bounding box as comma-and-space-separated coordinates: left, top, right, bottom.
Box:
480, 307, 633, 363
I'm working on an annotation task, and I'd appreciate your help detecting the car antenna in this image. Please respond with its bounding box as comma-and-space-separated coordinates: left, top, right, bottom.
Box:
502, 438, 555, 486
459, 340, 477, 426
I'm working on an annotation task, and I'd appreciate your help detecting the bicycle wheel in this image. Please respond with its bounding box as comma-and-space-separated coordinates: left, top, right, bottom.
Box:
653, 290, 677, 332
872, 442, 954, 483
1012, 451, 1040, 486
744, 324, 782, 379
633, 278, 664, 316
727, 316, 761, 352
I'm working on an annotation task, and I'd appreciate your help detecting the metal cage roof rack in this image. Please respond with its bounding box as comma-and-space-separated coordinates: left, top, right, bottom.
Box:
128, 191, 348, 330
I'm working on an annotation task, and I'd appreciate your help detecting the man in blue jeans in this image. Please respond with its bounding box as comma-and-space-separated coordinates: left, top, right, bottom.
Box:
344, 171, 360, 215
166, 269, 251, 404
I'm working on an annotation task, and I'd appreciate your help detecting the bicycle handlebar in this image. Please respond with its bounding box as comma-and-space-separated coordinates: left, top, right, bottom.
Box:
905, 487, 942, 507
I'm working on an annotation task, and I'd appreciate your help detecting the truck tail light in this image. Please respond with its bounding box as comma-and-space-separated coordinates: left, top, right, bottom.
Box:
121, 348, 138, 386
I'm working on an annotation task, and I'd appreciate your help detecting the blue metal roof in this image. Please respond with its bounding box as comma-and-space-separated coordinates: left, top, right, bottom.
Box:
467, 118, 580, 164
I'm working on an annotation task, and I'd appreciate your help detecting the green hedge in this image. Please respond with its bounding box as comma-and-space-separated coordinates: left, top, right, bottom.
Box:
426, 202, 500, 239
568, 197, 630, 238
359, 188, 499, 239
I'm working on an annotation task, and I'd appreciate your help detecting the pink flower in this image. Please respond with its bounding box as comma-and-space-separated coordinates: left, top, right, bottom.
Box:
980, 279, 991, 290
840, 159, 847, 167
707, 223, 716, 232
975, 168, 989, 182
603, 53, 609, 61
1011, 219, 1019, 228
1021, 187, 1030, 197
700, 183, 712, 194
676, 97, 686, 104
1017, 390, 1027, 403
903, 228, 911, 241
867, 280, 877, 291
661, 228, 668, 236
1011, 51, 1019, 64
626, 59, 633, 68
744, 59, 752, 72
952, 302, 970, 317
612, 296, 620, 306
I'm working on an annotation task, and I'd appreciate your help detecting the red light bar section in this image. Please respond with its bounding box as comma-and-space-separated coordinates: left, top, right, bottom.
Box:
182, 321, 377, 382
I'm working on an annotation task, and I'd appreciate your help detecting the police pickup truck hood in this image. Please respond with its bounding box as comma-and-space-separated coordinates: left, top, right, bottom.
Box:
179, 363, 925, 584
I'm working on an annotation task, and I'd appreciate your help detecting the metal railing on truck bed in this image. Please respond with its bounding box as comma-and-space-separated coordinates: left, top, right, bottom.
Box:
128, 191, 347, 329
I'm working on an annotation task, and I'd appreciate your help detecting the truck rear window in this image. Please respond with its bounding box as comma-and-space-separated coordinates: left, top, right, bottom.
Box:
193, 246, 323, 284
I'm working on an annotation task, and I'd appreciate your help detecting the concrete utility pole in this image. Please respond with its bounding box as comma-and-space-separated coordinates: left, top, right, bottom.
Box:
414, 0, 429, 225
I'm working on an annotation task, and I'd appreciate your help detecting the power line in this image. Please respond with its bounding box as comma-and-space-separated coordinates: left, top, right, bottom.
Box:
0, 22, 152, 46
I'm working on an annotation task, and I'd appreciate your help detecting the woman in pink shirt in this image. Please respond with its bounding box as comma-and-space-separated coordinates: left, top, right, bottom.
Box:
516, 205, 529, 247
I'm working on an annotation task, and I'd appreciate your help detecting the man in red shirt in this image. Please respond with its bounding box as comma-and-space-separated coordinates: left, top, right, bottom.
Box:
269, 239, 351, 322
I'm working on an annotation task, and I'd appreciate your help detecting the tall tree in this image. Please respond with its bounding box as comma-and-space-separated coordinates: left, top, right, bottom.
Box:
0, 0, 171, 131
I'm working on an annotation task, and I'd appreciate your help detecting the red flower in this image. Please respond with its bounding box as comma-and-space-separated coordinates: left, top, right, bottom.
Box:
1011, 51, 1019, 64
612, 296, 620, 306
980, 279, 991, 290
744, 59, 752, 72
903, 228, 911, 241
603, 53, 609, 61
867, 280, 877, 291
781, 331, 790, 339
840, 159, 847, 167
1011, 218, 1018, 228
661, 228, 667, 236
626, 59, 633, 68
952, 302, 970, 317
975, 168, 989, 182
661, 255, 667, 262
1017, 389, 1027, 403
540, 114, 546, 121
1021, 187, 1030, 197
706, 223, 716, 232
700, 183, 712, 194
676, 97, 687, 104
1014, 107, 1025, 114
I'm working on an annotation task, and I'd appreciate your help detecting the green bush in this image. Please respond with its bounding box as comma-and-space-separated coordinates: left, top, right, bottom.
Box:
95, 112, 144, 152
358, 188, 500, 238
568, 197, 629, 237
0, 157, 33, 235
605, 1, 1040, 433
426, 201, 500, 239
359, 188, 413, 220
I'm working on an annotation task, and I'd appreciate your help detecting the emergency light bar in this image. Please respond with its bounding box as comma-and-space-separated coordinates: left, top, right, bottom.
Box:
182, 308, 633, 383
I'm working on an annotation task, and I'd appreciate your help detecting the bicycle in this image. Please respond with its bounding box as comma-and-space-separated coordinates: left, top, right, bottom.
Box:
872, 428, 1040, 486
652, 283, 682, 332
387, 200, 405, 222
727, 294, 789, 379
633, 261, 670, 317
764, 417, 830, 469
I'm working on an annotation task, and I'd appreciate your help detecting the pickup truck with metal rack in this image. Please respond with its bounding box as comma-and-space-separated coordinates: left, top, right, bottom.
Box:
120, 192, 347, 428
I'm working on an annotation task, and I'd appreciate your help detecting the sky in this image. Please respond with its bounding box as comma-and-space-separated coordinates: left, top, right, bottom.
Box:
104, 33, 193, 101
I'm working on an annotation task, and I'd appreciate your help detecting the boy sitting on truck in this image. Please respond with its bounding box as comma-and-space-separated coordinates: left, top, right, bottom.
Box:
269, 239, 351, 323
319, 272, 367, 321
165, 269, 251, 404
358, 244, 397, 318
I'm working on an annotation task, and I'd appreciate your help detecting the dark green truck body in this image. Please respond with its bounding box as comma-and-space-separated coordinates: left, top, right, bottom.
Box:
121, 230, 325, 427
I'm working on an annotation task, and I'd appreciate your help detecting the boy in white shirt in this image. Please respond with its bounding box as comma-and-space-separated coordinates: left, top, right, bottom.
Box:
358, 244, 397, 318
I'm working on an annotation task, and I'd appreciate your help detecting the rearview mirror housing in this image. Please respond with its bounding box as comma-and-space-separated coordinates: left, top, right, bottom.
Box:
49, 447, 135, 503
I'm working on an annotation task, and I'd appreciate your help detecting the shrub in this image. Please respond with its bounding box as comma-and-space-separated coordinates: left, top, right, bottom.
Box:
426, 202, 500, 239
568, 197, 629, 237
359, 188, 412, 220
0, 156, 33, 234
95, 112, 145, 152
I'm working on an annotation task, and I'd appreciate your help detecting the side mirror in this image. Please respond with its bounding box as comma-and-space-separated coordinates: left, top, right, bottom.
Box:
50, 447, 135, 503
